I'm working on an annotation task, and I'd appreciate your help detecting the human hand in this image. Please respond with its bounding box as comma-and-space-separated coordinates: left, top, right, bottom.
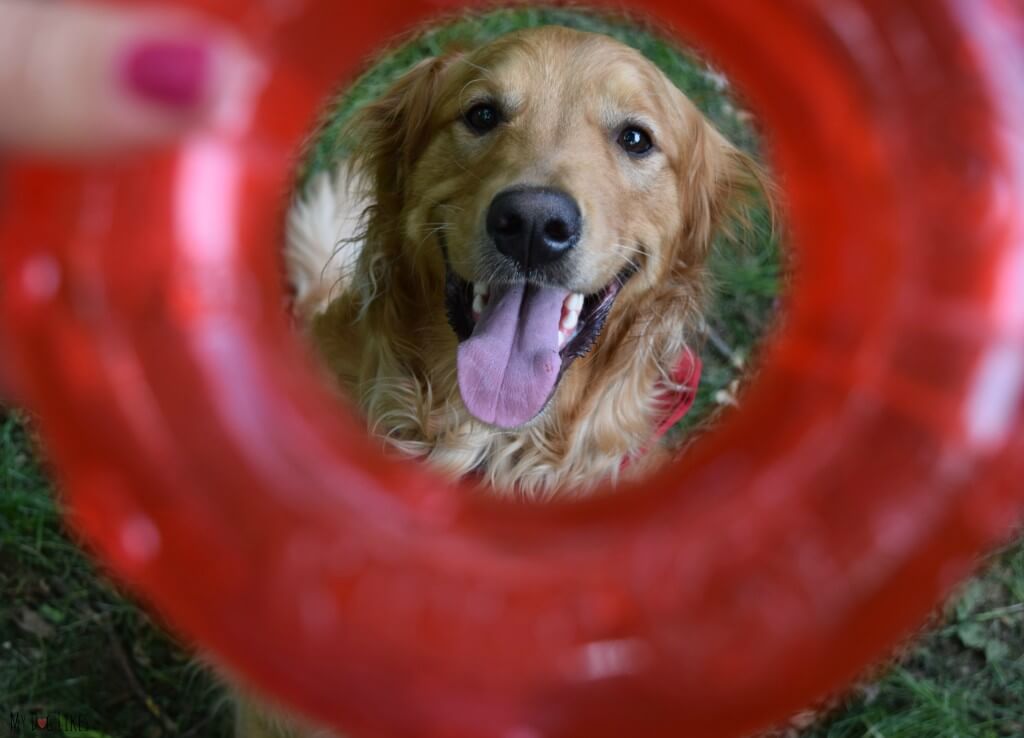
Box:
0, 0, 255, 155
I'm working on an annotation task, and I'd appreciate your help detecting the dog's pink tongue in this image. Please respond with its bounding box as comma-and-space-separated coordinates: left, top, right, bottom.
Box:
457, 282, 569, 428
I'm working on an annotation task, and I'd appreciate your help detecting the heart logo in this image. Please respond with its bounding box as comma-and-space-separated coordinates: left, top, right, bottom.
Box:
36, 717, 47, 729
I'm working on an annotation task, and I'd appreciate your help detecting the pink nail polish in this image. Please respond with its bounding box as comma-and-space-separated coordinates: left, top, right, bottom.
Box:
121, 39, 211, 109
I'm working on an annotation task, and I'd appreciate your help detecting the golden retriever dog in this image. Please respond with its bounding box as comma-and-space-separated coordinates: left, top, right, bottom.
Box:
235, 24, 765, 737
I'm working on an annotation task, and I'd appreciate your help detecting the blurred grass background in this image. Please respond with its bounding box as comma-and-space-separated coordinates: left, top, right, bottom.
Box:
2, 7, 1021, 737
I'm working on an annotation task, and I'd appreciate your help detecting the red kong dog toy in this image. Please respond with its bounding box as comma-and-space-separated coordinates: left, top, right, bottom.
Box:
1, 1, 1023, 737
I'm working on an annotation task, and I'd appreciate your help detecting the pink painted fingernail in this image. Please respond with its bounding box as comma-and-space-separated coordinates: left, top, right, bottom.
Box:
121, 39, 211, 108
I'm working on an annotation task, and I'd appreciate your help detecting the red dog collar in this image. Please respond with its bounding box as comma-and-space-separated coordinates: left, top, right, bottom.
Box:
624, 347, 702, 467
653, 346, 703, 442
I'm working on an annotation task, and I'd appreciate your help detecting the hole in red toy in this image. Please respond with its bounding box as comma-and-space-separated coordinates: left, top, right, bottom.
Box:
282, 7, 785, 500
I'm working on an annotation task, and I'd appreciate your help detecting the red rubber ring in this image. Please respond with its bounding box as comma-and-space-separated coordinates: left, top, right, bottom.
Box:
1, 1, 1023, 737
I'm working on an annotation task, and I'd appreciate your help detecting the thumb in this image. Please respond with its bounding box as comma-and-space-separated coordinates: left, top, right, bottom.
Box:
0, 0, 258, 154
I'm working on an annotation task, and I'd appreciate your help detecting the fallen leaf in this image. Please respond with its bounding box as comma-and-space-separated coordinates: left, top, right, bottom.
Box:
956, 621, 988, 650
39, 603, 65, 624
985, 639, 1010, 663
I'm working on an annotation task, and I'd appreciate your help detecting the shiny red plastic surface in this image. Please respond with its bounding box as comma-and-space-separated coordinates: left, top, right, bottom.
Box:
1, 1, 1023, 737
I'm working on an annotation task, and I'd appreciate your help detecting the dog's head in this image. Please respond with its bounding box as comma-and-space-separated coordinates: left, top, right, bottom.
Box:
348, 26, 763, 429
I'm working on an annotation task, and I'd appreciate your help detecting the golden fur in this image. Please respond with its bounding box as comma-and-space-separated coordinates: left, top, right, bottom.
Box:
238, 25, 765, 737
291, 26, 761, 498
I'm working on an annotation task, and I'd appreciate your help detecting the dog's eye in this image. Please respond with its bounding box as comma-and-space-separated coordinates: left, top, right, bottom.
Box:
463, 103, 502, 134
618, 126, 654, 157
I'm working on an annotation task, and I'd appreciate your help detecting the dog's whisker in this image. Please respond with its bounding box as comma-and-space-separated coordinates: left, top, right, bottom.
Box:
614, 241, 647, 257
449, 154, 485, 184
418, 226, 450, 247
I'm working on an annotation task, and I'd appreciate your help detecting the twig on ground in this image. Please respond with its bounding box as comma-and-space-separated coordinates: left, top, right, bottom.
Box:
702, 322, 745, 369
100, 614, 179, 735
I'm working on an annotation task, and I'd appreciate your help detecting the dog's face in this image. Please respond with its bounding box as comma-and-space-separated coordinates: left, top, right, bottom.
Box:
351, 27, 754, 429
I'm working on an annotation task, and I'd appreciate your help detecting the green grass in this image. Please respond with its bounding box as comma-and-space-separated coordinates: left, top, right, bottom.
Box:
0, 412, 233, 738
2, 7, 1022, 738
803, 539, 1024, 738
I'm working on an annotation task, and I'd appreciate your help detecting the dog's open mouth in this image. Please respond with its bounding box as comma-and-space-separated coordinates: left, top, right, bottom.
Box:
446, 262, 635, 429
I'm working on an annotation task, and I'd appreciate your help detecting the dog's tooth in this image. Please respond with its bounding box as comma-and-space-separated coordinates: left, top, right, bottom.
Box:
472, 294, 485, 317
474, 282, 489, 298
567, 293, 584, 312
561, 311, 579, 331
558, 331, 567, 349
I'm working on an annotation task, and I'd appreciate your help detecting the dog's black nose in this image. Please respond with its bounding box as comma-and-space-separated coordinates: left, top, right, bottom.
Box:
486, 187, 582, 269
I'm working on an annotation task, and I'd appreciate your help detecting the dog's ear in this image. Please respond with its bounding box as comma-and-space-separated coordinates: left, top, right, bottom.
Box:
344, 55, 458, 210
677, 119, 774, 264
